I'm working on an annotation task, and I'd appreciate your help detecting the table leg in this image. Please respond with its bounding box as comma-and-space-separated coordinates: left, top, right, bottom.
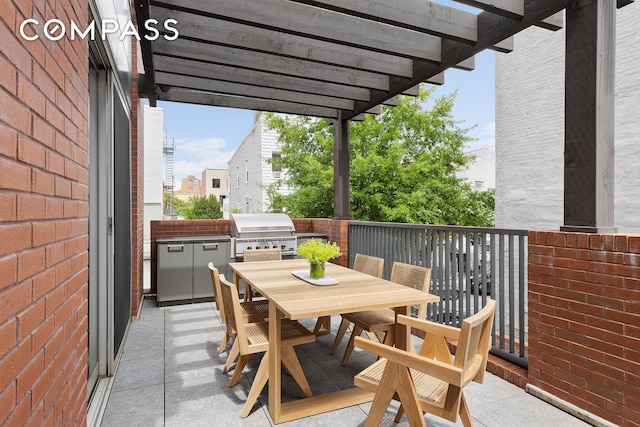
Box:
312, 315, 331, 335
394, 305, 411, 351
268, 303, 283, 422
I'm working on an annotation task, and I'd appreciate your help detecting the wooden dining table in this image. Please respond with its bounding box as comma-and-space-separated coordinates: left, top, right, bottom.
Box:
229, 258, 440, 423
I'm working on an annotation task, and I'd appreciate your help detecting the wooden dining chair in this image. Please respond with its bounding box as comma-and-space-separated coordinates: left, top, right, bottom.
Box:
242, 247, 282, 301
327, 254, 384, 348
354, 299, 496, 427
218, 274, 316, 418
208, 264, 269, 353
330, 261, 432, 366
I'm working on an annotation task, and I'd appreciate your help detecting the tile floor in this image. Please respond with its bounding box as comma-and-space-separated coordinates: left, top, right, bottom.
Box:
100, 296, 590, 427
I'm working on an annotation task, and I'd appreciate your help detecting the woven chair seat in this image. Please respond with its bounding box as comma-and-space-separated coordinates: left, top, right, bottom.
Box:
356, 358, 449, 408
241, 300, 270, 321
245, 319, 316, 351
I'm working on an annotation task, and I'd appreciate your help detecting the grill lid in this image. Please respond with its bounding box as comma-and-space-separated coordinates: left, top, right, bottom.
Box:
229, 213, 296, 238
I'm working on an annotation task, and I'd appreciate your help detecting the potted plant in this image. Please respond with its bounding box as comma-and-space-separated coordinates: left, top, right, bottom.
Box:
297, 239, 342, 279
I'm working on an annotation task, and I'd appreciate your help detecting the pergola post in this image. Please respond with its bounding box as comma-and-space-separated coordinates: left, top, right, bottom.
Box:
333, 112, 350, 219
562, 0, 617, 233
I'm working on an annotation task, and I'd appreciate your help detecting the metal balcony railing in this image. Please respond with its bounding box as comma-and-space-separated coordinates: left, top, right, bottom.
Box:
349, 221, 529, 367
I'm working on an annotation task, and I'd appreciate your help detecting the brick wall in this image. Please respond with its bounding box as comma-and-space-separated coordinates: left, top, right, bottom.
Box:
0, 1, 90, 425
303, 218, 350, 267
130, 24, 144, 318
528, 231, 640, 426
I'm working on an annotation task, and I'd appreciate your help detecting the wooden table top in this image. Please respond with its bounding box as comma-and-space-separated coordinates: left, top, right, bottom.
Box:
229, 259, 439, 321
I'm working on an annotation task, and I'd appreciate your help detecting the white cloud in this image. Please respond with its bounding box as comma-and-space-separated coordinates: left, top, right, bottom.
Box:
466, 122, 495, 151
169, 137, 235, 189
481, 122, 495, 137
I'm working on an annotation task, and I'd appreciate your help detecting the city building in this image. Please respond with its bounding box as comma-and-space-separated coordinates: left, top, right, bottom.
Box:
227, 113, 292, 213
200, 168, 229, 210
143, 105, 164, 256
458, 142, 496, 192
174, 174, 201, 202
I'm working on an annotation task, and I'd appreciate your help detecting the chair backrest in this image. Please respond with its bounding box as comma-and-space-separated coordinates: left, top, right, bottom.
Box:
208, 263, 226, 324
390, 262, 432, 319
243, 248, 282, 262
218, 274, 250, 353
453, 299, 496, 384
353, 254, 384, 278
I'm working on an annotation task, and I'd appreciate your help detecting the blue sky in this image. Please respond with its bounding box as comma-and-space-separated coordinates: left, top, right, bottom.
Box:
156, 50, 496, 189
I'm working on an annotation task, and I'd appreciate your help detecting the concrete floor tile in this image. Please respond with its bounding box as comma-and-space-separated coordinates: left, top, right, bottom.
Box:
164, 372, 270, 426
100, 383, 164, 427
112, 355, 165, 391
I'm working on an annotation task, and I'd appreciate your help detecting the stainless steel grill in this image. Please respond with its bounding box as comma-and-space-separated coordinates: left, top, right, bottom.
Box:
229, 213, 297, 259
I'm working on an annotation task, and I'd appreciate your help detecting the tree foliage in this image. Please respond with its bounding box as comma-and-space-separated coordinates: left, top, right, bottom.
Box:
182, 195, 223, 219
163, 193, 188, 217
264, 85, 495, 227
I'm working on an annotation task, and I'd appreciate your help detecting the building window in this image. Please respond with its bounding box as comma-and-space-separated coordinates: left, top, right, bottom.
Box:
272, 152, 281, 178
236, 167, 239, 189
245, 159, 249, 184
212, 178, 221, 188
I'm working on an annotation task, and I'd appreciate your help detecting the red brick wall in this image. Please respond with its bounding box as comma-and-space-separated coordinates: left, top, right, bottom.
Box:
0, 1, 90, 425
528, 231, 640, 426
305, 218, 350, 267
130, 30, 144, 318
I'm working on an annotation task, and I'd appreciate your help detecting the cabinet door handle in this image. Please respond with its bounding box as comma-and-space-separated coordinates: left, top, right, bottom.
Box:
167, 245, 184, 252
202, 243, 219, 251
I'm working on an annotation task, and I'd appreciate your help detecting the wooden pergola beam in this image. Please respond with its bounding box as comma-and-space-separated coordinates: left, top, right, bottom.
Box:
158, 88, 339, 118
345, 0, 567, 120
151, 7, 415, 78
287, 0, 478, 42
153, 37, 391, 91
155, 72, 356, 110
156, 0, 442, 61
154, 56, 372, 101
562, 0, 617, 232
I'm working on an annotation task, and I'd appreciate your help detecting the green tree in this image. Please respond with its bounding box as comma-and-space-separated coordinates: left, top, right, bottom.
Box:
163, 192, 188, 217
182, 195, 223, 219
264, 85, 495, 227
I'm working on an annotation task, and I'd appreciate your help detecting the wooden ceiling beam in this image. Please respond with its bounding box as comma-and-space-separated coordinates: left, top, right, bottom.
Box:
151, 7, 415, 77
155, 72, 356, 110
154, 56, 372, 101
345, 0, 567, 120
158, 89, 339, 119
287, 0, 478, 42
454, 0, 524, 19
153, 0, 441, 60
134, 0, 157, 105
153, 37, 390, 90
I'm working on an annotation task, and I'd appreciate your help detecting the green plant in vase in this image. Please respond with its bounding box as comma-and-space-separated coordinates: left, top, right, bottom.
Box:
297, 239, 342, 279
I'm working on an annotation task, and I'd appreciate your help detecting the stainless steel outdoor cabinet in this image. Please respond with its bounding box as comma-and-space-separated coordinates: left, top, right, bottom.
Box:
157, 236, 231, 306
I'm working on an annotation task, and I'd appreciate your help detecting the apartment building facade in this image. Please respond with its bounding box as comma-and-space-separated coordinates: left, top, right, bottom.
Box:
227, 113, 291, 213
